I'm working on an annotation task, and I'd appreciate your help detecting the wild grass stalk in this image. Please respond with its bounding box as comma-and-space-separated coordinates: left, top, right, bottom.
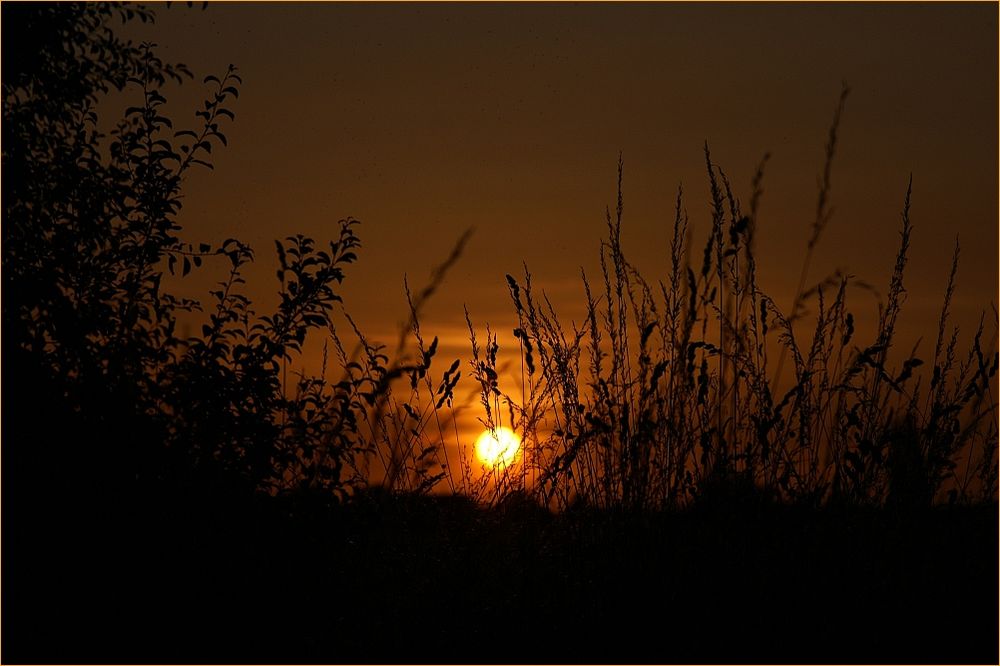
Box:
467, 89, 997, 512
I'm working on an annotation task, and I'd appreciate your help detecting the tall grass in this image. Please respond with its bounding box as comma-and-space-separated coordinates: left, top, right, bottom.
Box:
128, 84, 1000, 511
460, 93, 998, 512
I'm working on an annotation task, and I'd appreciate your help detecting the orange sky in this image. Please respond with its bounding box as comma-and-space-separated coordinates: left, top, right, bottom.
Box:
118, 3, 998, 461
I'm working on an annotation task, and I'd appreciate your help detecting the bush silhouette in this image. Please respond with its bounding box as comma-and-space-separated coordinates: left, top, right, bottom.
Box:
6, 4, 365, 506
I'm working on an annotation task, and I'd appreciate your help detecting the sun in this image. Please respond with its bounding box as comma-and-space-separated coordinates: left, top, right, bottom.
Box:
474, 427, 521, 467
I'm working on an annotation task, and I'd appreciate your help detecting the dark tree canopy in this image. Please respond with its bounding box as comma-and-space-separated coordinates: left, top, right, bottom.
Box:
2, 2, 371, 507
3, 14, 373, 657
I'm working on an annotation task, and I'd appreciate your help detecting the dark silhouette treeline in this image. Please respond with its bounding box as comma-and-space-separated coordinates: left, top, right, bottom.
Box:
2, 4, 996, 663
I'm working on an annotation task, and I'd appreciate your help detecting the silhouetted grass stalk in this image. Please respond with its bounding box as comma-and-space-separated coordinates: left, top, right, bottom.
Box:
472, 88, 997, 511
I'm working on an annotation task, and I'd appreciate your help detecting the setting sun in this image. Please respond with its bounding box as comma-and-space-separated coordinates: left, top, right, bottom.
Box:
474, 427, 521, 467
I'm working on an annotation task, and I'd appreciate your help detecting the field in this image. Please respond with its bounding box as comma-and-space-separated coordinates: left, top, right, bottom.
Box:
2, 4, 997, 664
5, 486, 996, 662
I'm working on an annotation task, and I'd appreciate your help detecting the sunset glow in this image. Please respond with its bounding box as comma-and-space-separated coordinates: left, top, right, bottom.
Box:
5, 3, 996, 663
474, 427, 521, 467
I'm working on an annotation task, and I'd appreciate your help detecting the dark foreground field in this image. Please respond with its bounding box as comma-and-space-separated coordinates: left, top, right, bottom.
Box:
4, 485, 996, 665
